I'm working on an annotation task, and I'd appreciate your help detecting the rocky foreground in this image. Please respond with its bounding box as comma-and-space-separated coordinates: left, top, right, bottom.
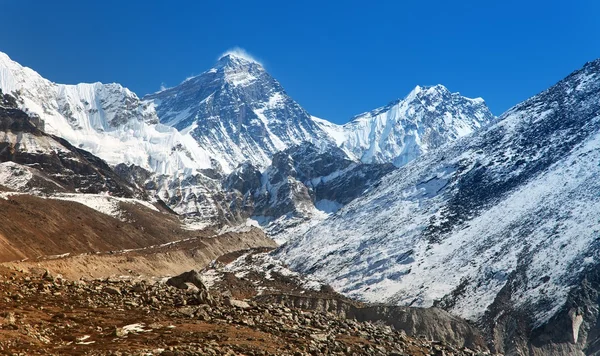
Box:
0, 265, 493, 356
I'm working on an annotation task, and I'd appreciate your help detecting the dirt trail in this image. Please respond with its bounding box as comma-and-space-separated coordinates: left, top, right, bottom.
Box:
0, 192, 276, 280
4, 229, 276, 280
0, 195, 200, 261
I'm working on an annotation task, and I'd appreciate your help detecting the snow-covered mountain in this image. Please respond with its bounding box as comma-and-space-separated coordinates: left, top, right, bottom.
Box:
314, 85, 495, 166
0, 96, 140, 198
0, 51, 234, 222
276, 58, 600, 354
144, 52, 334, 172
0, 52, 213, 176
0, 49, 496, 229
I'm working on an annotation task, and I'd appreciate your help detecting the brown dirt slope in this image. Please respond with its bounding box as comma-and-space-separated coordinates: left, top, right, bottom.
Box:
0, 195, 193, 261
7, 230, 276, 280
0, 194, 276, 269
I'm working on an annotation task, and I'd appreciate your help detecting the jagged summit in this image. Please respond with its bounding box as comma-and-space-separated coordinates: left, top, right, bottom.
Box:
313, 84, 495, 167
144, 52, 332, 172
354, 84, 487, 120
174, 51, 265, 88
216, 53, 262, 68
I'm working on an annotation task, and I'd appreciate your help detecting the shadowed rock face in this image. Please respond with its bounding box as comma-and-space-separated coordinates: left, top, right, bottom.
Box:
0, 88, 18, 109
222, 142, 396, 224
0, 107, 141, 197
166, 270, 216, 306
167, 270, 208, 291
223, 162, 262, 195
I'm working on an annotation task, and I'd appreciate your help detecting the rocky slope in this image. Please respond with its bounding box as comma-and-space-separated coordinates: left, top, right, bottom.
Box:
202, 249, 488, 351
277, 58, 600, 354
223, 142, 396, 242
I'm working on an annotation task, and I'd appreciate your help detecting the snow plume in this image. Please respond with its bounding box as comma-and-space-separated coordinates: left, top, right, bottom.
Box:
219, 47, 263, 66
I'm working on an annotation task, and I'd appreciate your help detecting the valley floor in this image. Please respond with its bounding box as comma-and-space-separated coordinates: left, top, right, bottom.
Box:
0, 260, 491, 356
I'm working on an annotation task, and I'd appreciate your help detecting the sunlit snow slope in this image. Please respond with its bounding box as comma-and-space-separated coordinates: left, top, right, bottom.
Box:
0, 52, 212, 176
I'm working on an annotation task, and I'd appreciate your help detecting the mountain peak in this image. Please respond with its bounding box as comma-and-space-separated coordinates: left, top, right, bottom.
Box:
408, 84, 449, 96
342, 83, 494, 166
145, 50, 329, 172
214, 54, 263, 74
217, 48, 263, 67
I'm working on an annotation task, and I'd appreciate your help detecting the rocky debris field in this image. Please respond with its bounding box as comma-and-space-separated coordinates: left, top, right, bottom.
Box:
0, 266, 494, 356
199, 249, 336, 301
200, 250, 488, 352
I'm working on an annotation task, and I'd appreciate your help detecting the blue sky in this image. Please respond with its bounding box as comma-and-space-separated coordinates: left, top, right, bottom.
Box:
1, 0, 598, 123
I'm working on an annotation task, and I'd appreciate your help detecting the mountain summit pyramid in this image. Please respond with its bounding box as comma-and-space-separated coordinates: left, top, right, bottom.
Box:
144, 52, 332, 172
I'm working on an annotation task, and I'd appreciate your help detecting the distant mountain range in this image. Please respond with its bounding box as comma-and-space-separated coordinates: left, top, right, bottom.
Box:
0, 50, 492, 229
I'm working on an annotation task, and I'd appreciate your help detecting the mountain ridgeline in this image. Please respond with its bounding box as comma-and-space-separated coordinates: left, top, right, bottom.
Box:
0, 50, 493, 233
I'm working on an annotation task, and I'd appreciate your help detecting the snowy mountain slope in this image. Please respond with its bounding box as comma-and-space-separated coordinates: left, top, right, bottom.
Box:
313, 85, 495, 166
0, 52, 213, 176
0, 104, 140, 197
277, 59, 600, 354
144, 53, 334, 172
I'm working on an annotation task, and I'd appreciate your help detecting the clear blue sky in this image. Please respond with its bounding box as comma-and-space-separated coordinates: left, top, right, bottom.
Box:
1, 0, 598, 123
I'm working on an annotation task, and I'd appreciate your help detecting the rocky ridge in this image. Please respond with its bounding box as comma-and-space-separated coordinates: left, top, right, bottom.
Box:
314, 85, 495, 166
